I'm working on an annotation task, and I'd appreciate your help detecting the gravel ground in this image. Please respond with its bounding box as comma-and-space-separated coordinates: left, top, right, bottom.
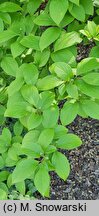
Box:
48, 117, 99, 200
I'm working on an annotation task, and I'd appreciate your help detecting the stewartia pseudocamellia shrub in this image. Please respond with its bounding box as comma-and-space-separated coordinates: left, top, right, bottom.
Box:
0, 0, 99, 199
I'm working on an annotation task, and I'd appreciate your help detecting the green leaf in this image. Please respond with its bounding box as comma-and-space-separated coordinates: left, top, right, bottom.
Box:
52, 152, 70, 180
66, 83, 78, 99
27, 0, 42, 15
0, 189, 7, 200
89, 46, 99, 58
60, 102, 78, 125
54, 31, 82, 51
57, 134, 82, 150
69, 0, 79, 5
69, 4, 85, 22
0, 156, 5, 169
37, 91, 55, 110
38, 129, 54, 149
12, 159, 38, 184
11, 40, 25, 58
49, 62, 72, 81
23, 63, 38, 85
37, 75, 63, 91
0, 12, 11, 25
42, 105, 59, 128
0, 171, 9, 182
2, 128, 11, 146
81, 100, 99, 120
20, 35, 40, 50
87, 21, 97, 37
0, 18, 4, 33
82, 73, 99, 86
34, 164, 50, 197
54, 125, 68, 139
34, 49, 50, 68
1, 57, 18, 77
34, 12, 55, 26
49, 0, 68, 25
76, 80, 99, 99
0, 2, 21, 12
8, 77, 24, 96
22, 131, 43, 158
0, 105, 5, 125
5, 92, 29, 118
80, 0, 94, 15
0, 30, 18, 44
77, 57, 99, 75
27, 112, 42, 130
22, 130, 40, 149
16, 181, 25, 195
21, 85, 39, 107
14, 121, 23, 136
51, 49, 76, 67
39, 27, 61, 51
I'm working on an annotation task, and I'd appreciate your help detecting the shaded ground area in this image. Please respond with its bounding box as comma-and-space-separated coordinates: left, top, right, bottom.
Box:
36, 117, 99, 200
50, 117, 99, 200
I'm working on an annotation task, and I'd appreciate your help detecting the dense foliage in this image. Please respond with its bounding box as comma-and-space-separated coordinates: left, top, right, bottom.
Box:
0, 0, 99, 199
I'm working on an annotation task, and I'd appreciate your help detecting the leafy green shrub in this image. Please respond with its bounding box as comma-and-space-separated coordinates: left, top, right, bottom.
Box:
0, 0, 99, 199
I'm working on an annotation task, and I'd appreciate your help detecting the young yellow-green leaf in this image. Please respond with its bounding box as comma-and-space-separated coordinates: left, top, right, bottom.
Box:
54, 31, 82, 51
38, 129, 54, 149
49, 0, 68, 25
12, 159, 38, 184
60, 102, 78, 125
20, 35, 40, 50
34, 12, 56, 26
0, 2, 22, 12
77, 57, 99, 75
57, 134, 82, 149
37, 75, 63, 91
76, 80, 99, 99
1, 57, 18, 77
39, 27, 61, 51
42, 105, 59, 128
0, 189, 7, 200
69, 0, 79, 5
0, 171, 9, 182
0, 156, 5, 169
52, 152, 70, 181
27, 112, 42, 130
82, 73, 99, 86
11, 40, 25, 58
81, 100, 99, 120
0, 30, 17, 44
69, 4, 85, 22
34, 164, 50, 197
